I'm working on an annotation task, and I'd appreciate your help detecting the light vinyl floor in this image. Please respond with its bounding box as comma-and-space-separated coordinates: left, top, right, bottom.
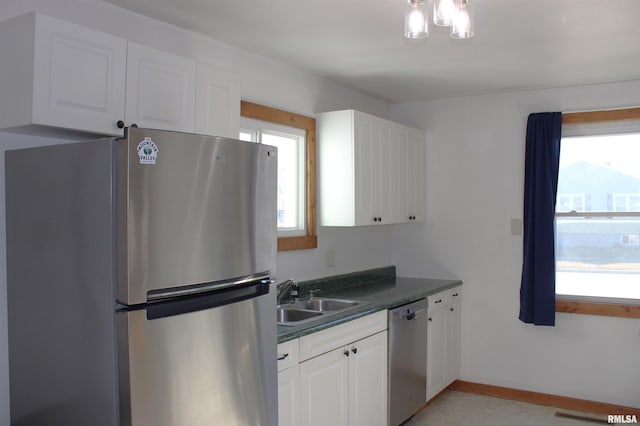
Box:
405, 391, 610, 426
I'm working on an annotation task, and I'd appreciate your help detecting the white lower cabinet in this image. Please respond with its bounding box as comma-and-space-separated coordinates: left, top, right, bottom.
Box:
277, 339, 300, 426
347, 331, 388, 426
280, 310, 388, 426
426, 287, 462, 401
300, 331, 388, 426
299, 343, 350, 426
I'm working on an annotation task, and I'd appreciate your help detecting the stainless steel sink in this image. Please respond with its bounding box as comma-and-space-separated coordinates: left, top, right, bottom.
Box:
290, 297, 360, 312
276, 307, 322, 323
277, 297, 368, 326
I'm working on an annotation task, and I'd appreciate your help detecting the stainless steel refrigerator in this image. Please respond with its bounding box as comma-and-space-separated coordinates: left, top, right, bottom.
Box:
5, 128, 278, 426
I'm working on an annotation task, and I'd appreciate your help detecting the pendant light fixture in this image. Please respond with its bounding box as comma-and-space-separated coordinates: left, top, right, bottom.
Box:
433, 0, 455, 26
404, 0, 474, 39
450, 0, 474, 39
404, 0, 428, 39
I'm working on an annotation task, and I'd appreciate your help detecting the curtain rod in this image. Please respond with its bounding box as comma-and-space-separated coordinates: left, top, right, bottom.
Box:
562, 107, 640, 124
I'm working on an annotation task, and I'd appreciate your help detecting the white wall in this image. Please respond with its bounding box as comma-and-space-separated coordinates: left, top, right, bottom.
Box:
0, 1, 394, 424
390, 80, 640, 408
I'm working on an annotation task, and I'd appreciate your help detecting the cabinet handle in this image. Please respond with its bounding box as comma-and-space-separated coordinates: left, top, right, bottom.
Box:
344, 350, 350, 357
452, 293, 459, 297
131, 123, 138, 128
352, 347, 358, 354
277, 353, 289, 361
428, 317, 432, 322
116, 120, 125, 129
450, 307, 454, 312
435, 299, 442, 304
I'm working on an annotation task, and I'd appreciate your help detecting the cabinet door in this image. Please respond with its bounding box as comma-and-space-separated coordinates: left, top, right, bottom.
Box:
32, 13, 126, 135
195, 63, 240, 138
446, 299, 462, 385
348, 331, 388, 426
427, 306, 447, 400
278, 366, 300, 426
299, 348, 349, 426
354, 111, 378, 225
374, 119, 394, 224
392, 124, 410, 223
407, 128, 425, 222
125, 42, 196, 132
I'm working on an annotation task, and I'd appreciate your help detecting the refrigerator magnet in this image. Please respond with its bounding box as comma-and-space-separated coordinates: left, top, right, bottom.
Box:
137, 137, 159, 165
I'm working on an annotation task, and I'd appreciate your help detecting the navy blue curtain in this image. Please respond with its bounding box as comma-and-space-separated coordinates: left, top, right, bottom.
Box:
519, 112, 562, 326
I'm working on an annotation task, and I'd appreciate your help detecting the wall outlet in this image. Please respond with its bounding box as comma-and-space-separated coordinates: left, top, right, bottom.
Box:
325, 249, 336, 268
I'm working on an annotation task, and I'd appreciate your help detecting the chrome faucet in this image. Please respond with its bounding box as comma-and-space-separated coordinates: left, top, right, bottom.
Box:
277, 279, 298, 304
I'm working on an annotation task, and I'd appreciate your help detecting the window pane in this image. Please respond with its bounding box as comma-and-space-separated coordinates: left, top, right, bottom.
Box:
556, 133, 640, 300
239, 129, 257, 142
262, 132, 304, 231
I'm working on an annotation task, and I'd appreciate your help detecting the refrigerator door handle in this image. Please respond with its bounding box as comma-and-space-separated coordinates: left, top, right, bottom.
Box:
144, 277, 272, 320
146, 272, 272, 302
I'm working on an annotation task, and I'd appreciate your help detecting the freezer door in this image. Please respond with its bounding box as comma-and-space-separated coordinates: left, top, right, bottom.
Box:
117, 282, 277, 426
116, 128, 277, 305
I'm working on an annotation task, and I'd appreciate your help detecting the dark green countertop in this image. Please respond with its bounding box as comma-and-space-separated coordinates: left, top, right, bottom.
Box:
277, 273, 462, 343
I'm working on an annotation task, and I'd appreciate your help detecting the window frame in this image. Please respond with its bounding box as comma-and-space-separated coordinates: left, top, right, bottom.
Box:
240, 100, 317, 252
555, 107, 640, 318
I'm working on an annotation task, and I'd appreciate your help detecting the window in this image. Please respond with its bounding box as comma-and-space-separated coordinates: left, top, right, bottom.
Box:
555, 126, 640, 304
621, 234, 639, 246
240, 101, 317, 252
557, 194, 585, 212
240, 119, 306, 236
613, 193, 640, 212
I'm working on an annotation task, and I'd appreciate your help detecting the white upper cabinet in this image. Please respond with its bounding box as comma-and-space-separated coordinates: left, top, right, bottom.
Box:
195, 63, 240, 138
0, 12, 127, 136
125, 46, 241, 136
0, 13, 241, 138
318, 109, 426, 226
125, 42, 196, 133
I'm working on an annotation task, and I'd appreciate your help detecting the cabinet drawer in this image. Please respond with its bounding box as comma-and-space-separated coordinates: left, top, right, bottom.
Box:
427, 290, 449, 312
449, 286, 462, 302
277, 339, 299, 372
299, 310, 387, 361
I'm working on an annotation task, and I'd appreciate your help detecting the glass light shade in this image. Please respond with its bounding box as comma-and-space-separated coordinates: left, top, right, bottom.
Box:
433, 0, 456, 26
404, 0, 428, 39
451, 0, 474, 39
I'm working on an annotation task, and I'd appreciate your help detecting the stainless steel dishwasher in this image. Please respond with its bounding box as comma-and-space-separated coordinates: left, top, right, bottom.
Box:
388, 298, 428, 426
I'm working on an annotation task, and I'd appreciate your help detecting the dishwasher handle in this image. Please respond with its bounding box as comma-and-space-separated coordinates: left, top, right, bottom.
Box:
390, 298, 428, 322
407, 311, 417, 321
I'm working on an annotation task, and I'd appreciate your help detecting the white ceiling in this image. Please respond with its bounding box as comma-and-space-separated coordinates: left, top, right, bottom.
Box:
102, 0, 640, 103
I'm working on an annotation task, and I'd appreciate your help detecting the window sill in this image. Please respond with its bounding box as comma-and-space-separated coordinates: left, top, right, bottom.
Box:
556, 300, 640, 319
278, 235, 318, 252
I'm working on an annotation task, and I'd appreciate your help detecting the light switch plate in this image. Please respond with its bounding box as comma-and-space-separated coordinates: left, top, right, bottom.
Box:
325, 249, 336, 268
510, 218, 523, 236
